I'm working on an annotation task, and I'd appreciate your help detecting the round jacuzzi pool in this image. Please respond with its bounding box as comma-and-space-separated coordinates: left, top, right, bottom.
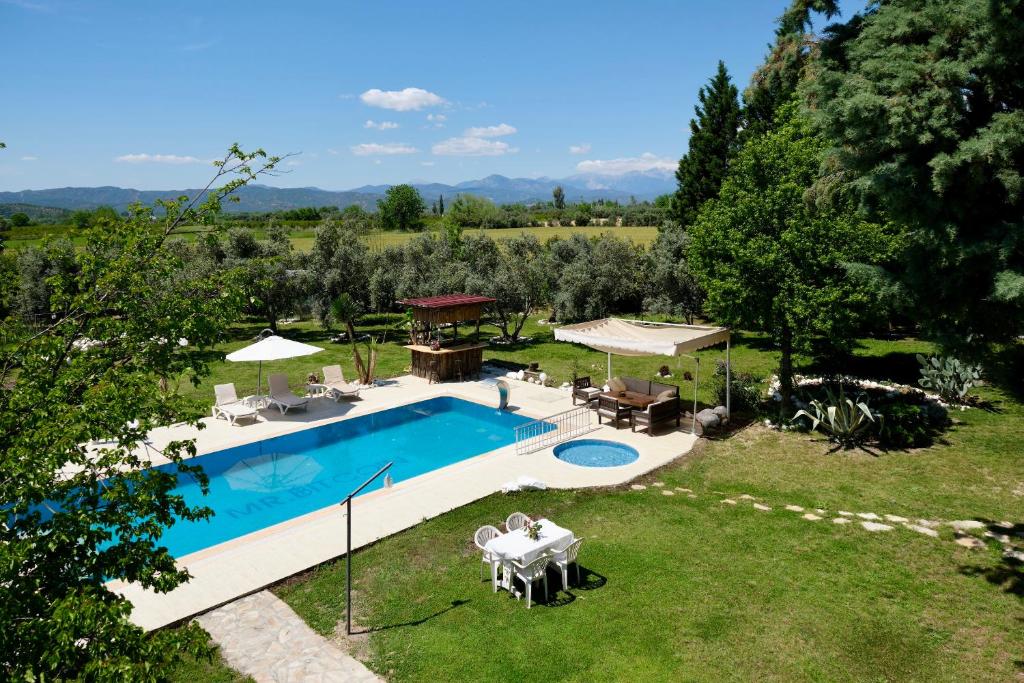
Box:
553, 439, 640, 468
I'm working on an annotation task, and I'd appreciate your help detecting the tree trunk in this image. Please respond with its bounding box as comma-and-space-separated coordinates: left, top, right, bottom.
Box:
346, 319, 368, 384
778, 323, 794, 421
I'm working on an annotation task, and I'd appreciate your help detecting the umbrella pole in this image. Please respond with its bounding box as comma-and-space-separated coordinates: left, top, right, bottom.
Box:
725, 337, 731, 417
607, 352, 612, 383
692, 357, 700, 435
258, 360, 263, 396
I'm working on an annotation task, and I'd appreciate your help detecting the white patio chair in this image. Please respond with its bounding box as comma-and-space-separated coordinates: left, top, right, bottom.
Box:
549, 537, 584, 589
474, 525, 503, 591
319, 365, 361, 401
211, 383, 259, 426
506, 511, 531, 532
267, 373, 309, 414
510, 553, 550, 608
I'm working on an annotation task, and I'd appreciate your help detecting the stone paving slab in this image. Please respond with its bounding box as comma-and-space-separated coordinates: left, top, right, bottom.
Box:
196, 591, 380, 683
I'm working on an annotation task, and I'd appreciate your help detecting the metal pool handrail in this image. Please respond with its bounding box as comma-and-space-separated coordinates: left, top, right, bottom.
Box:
514, 405, 597, 455
339, 461, 393, 635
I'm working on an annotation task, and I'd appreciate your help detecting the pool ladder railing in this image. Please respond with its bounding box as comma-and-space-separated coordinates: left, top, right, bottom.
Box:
514, 405, 597, 455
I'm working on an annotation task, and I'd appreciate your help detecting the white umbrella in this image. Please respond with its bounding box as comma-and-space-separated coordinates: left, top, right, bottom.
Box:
226, 335, 324, 394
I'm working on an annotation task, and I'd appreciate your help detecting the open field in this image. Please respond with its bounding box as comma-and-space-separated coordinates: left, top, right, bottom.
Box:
167, 317, 1023, 682
0, 224, 659, 252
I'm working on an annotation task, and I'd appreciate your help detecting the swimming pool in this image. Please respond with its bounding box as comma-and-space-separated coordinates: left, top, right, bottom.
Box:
553, 439, 640, 467
154, 397, 533, 557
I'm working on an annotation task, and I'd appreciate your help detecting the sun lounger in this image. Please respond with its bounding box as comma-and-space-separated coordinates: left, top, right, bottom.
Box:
212, 383, 259, 425
267, 373, 309, 414
315, 365, 361, 401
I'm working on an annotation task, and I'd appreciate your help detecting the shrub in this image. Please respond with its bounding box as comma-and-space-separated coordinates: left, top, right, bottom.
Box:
916, 354, 981, 404
792, 385, 875, 449
713, 360, 762, 412
875, 401, 948, 449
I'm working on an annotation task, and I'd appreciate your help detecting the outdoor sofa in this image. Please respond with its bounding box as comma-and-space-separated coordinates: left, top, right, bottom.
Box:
630, 395, 682, 435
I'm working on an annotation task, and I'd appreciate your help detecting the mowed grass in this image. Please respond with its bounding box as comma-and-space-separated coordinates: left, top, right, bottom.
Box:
264, 334, 1023, 681
1, 224, 659, 252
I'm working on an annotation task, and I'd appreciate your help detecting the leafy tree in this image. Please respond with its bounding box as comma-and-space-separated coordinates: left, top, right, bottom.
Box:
71, 210, 93, 229
549, 234, 645, 321
574, 203, 592, 227
330, 292, 371, 383
808, 0, 1024, 351
223, 226, 302, 332
377, 184, 425, 231
0, 145, 280, 680
9, 212, 30, 227
92, 205, 120, 225
674, 60, 742, 227
448, 193, 501, 228
688, 104, 896, 417
645, 223, 705, 324
14, 238, 78, 323
552, 185, 566, 210
307, 222, 370, 323
742, 0, 839, 139
466, 234, 546, 341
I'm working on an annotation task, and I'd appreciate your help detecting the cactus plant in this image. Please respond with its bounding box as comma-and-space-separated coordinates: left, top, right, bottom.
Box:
916, 354, 981, 404
793, 384, 875, 449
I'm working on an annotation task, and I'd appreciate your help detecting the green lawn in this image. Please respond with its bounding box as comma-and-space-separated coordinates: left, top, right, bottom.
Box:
161, 318, 1023, 681
251, 328, 1020, 681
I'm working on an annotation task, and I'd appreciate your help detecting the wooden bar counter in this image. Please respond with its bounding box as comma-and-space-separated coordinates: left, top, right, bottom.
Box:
405, 342, 489, 381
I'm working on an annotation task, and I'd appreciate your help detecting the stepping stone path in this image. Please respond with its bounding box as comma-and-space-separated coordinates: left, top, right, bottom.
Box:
833, 517, 852, 525
916, 519, 940, 528
1004, 549, 1024, 562
949, 520, 986, 531
802, 513, 822, 521
905, 524, 939, 538
721, 499, 737, 505
752, 503, 772, 512
837, 511, 854, 517
196, 590, 381, 683
884, 514, 909, 523
857, 513, 881, 521
652, 482, 665, 487
738, 494, 756, 500
815, 509, 826, 514
784, 505, 804, 512
662, 490, 675, 496
675, 487, 692, 493
687, 494, 698, 499
861, 521, 894, 532
954, 533, 986, 550
630, 484, 647, 491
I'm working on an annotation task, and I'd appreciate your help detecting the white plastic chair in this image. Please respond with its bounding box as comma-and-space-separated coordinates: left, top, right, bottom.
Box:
267, 373, 309, 414
318, 365, 361, 401
506, 512, 532, 532
549, 537, 584, 589
474, 525, 503, 591
510, 553, 550, 608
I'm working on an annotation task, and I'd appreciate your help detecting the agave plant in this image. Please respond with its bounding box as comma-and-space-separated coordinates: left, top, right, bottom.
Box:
793, 384, 875, 449
916, 354, 981, 404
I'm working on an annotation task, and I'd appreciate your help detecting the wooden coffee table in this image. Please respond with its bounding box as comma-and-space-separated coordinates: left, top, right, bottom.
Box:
600, 392, 655, 410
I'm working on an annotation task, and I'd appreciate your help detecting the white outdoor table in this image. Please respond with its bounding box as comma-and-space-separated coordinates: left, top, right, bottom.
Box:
485, 518, 574, 592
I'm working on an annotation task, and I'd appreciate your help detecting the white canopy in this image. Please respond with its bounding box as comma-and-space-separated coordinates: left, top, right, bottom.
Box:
554, 318, 730, 357
226, 335, 324, 362
226, 335, 324, 394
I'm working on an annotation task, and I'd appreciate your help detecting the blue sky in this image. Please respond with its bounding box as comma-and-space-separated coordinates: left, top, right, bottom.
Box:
1, 0, 861, 191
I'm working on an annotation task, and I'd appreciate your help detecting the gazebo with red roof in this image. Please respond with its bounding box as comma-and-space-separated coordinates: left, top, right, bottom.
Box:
397, 293, 496, 382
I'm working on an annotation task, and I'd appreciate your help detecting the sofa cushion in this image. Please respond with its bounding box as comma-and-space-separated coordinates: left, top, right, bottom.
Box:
656, 389, 676, 402
621, 376, 651, 395
650, 381, 678, 397
608, 376, 627, 393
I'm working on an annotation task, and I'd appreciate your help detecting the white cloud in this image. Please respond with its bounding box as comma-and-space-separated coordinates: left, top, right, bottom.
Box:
364, 119, 399, 130
464, 123, 516, 138
360, 87, 446, 111
20, 155, 37, 161
114, 153, 206, 165
432, 137, 517, 157
427, 113, 446, 122
350, 142, 418, 156
575, 152, 675, 175
327, 148, 340, 155
569, 143, 591, 155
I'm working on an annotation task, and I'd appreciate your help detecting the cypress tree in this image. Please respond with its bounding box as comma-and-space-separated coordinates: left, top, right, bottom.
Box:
674, 61, 742, 228
438, 194, 445, 216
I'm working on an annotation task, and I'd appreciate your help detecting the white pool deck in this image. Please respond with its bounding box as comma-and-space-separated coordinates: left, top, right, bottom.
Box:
112, 373, 698, 631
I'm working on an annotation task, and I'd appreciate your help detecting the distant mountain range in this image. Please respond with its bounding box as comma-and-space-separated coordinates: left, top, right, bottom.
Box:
0, 172, 675, 214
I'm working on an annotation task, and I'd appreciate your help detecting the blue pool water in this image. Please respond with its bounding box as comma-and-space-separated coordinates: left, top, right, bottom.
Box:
152, 397, 533, 557
554, 439, 639, 467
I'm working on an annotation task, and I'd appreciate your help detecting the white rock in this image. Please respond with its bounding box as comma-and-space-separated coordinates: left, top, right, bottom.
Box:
738, 494, 756, 500
904, 524, 939, 537
862, 521, 894, 532
833, 517, 852, 525
675, 487, 693, 493
652, 482, 665, 488
802, 513, 822, 521
984, 531, 1012, 544
630, 484, 647, 491
785, 505, 804, 512
916, 519, 941, 528
857, 512, 881, 521
838, 511, 853, 517
721, 499, 737, 505
662, 490, 675, 496
954, 534, 986, 549
1003, 549, 1024, 562
884, 514, 909, 523
815, 508, 826, 514
753, 503, 772, 512
949, 520, 985, 531
687, 494, 698, 499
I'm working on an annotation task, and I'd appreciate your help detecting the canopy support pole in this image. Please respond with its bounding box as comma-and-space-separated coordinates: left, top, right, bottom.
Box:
725, 336, 731, 417
692, 357, 699, 435
607, 352, 612, 383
